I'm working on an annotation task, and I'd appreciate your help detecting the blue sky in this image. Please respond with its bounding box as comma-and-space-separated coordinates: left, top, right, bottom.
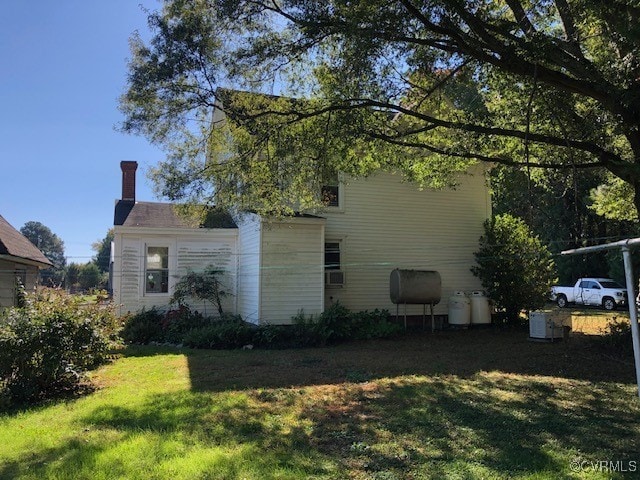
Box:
1, 1, 164, 263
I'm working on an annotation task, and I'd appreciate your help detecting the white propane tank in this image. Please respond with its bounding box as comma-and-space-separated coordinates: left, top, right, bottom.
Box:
470, 291, 492, 324
448, 291, 471, 326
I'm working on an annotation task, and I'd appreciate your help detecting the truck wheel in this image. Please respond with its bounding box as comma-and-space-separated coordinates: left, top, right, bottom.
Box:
556, 295, 568, 308
603, 297, 616, 311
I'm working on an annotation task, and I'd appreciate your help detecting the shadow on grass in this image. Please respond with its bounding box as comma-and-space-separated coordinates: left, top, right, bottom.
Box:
180, 328, 637, 393
2, 327, 639, 479
5, 370, 634, 479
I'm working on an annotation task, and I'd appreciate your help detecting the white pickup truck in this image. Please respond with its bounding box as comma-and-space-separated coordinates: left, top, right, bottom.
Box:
551, 278, 627, 310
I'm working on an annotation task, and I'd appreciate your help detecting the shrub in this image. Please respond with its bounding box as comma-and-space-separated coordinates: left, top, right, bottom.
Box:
121, 303, 399, 350
350, 309, 401, 339
120, 308, 165, 344
171, 266, 230, 317
121, 306, 216, 345
593, 318, 633, 359
316, 302, 353, 342
471, 214, 556, 324
0, 288, 121, 405
162, 306, 209, 344
183, 315, 255, 349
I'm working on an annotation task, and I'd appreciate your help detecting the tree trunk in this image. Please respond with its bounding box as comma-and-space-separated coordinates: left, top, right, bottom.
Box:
634, 181, 640, 222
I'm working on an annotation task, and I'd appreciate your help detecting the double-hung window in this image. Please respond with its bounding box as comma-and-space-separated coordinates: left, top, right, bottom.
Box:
321, 172, 342, 208
145, 246, 169, 294
324, 241, 344, 286
324, 242, 341, 270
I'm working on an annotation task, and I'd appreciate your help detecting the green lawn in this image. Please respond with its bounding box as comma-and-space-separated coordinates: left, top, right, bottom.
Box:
1, 329, 639, 479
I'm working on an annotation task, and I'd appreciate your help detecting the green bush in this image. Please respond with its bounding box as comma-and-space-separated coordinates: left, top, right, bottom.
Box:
255, 314, 332, 348
472, 214, 556, 324
316, 302, 353, 342
593, 318, 633, 359
0, 288, 121, 405
162, 306, 209, 344
121, 307, 217, 345
120, 308, 165, 344
349, 309, 401, 339
121, 302, 399, 350
183, 315, 255, 349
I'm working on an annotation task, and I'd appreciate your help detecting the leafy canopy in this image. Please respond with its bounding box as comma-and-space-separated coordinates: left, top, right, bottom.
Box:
120, 0, 640, 215
20, 221, 66, 286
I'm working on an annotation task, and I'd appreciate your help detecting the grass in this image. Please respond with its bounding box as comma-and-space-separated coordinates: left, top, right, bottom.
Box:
1, 328, 639, 479
543, 304, 631, 335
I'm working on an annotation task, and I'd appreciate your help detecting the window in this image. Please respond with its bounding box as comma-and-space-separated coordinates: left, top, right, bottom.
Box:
324, 242, 341, 270
321, 172, 341, 207
321, 184, 340, 207
146, 246, 169, 294
324, 241, 344, 286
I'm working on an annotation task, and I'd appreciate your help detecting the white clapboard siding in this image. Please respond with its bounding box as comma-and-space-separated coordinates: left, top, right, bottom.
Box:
0, 260, 39, 308
259, 221, 325, 324
237, 214, 262, 324
323, 167, 491, 315
113, 229, 238, 316
117, 236, 142, 313
175, 239, 237, 315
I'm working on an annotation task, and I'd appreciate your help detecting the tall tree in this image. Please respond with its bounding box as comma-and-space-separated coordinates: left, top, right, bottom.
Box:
491, 165, 639, 283
78, 263, 104, 292
65, 262, 81, 290
92, 229, 114, 274
120, 1, 640, 221
20, 221, 66, 286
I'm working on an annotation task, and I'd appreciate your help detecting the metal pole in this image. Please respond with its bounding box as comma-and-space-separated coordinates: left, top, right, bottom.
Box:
622, 247, 640, 400
431, 303, 435, 333
561, 237, 640, 400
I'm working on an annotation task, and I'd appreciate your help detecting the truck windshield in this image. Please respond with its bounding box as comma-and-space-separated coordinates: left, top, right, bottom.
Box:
599, 281, 624, 289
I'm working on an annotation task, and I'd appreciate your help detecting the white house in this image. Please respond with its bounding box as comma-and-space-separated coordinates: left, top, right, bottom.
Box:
111, 157, 490, 323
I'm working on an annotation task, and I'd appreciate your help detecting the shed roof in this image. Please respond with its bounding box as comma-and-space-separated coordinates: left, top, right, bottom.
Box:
0, 215, 53, 267
114, 201, 237, 229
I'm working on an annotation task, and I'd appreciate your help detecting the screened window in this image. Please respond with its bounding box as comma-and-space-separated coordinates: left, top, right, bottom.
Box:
146, 246, 169, 294
324, 242, 341, 270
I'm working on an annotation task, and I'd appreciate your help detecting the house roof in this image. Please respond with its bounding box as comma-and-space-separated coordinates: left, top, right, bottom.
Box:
0, 214, 53, 267
114, 201, 237, 229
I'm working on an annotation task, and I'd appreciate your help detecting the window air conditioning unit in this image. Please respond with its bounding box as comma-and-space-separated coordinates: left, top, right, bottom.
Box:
325, 270, 345, 286
529, 311, 564, 340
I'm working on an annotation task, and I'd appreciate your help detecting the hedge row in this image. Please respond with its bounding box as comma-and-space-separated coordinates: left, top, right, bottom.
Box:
122, 303, 401, 349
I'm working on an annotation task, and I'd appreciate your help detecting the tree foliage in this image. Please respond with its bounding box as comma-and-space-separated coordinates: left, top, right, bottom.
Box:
590, 175, 638, 222
491, 165, 639, 283
120, 0, 640, 217
20, 221, 66, 286
471, 214, 556, 323
78, 263, 104, 292
65, 263, 81, 290
92, 229, 114, 274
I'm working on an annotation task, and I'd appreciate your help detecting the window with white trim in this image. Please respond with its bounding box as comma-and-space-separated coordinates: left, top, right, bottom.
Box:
145, 246, 169, 294
321, 172, 342, 208
324, 241, 344, 286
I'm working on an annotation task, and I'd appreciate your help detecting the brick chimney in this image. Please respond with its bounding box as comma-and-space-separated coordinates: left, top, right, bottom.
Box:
120, 161, 138, 201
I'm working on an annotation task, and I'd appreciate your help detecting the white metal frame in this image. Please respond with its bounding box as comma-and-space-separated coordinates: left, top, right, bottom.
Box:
562, 238, 640, 400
